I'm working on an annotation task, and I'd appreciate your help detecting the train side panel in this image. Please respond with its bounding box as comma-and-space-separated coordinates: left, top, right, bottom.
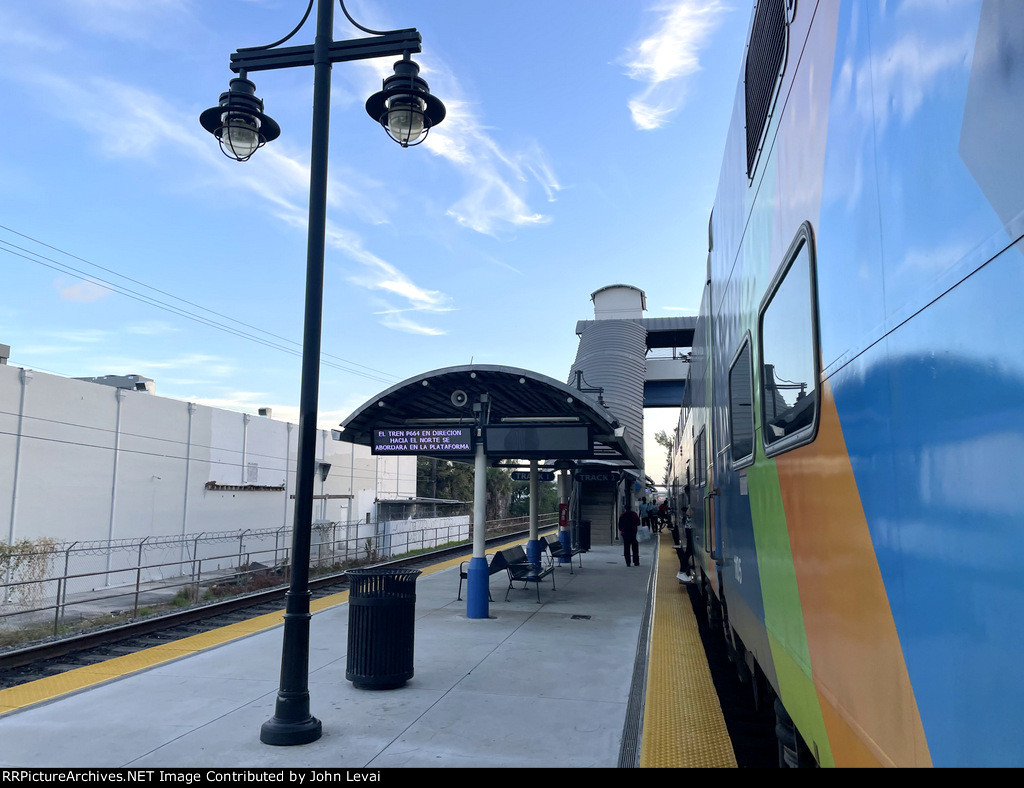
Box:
680, 0, 1024, 766
815, 0, 1024, 766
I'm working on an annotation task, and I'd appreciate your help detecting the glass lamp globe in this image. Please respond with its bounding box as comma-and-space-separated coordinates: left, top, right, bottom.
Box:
200, 78, 280, 162
386, 96, 427, 147
222, 114, 262, 160
366, 57, 445, 148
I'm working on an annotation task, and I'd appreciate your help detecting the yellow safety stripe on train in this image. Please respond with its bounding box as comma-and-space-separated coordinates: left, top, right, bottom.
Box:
0, 538, 533, 716
640, 532, 737, 768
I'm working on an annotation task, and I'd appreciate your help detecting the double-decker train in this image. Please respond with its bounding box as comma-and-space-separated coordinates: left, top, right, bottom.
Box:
667, 0, 1024, 767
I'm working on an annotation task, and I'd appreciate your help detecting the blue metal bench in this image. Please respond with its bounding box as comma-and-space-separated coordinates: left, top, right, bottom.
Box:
457, 547, 514, 602
542, 533, 583, 573
500, 544, 555, 603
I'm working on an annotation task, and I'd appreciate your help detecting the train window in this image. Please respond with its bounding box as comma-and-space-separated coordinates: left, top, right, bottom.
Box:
729, 336, 755, 466
745, 0, 788, 179
694, 428, 707, 486
758, 222, 820, 456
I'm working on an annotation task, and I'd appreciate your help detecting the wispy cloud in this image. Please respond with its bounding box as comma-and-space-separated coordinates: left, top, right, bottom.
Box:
56, 278, 110, 302
21, 71, 218, 168
286, 217, 448, 303
427, 100, 561, 235
372, 300, 455, 336
320, 222, 452, 334
85, 352, 236, 379
622, 0, 728, 130
378, 313, 446, 336
479, 254, 523, 275
343, 54, 562, 237
342, 50, 561, 238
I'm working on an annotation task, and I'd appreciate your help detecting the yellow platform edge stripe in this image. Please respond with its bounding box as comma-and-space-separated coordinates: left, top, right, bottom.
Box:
640, 532, 737, 768
0, 533, 547, 716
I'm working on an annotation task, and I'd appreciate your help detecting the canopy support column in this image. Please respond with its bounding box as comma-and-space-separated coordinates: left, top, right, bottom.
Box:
526, 459, 541, 572
558, 469, 572, 562
466, 428, 490, 619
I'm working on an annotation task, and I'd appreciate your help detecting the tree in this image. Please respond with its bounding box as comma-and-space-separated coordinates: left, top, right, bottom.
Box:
485, 467, 513, 521
508, 479, 559, 517
654, 429, 674, 485
415, 457, 516, 522
417, 457, 474, 502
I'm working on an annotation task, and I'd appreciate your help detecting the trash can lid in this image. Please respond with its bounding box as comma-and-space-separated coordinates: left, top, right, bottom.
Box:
346, 567, 422, 578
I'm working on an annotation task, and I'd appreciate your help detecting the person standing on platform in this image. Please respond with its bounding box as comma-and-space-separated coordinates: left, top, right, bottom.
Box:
619, 503, 641, 567
668, 507, 681, 545
677, 506, 695, 583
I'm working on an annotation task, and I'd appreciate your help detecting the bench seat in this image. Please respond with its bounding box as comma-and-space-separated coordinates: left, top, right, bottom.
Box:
500, 544, 555, 603
543, 533, 583, 573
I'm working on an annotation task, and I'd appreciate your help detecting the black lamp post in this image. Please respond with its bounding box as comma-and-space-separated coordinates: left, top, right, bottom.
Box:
200, 0, 444, 747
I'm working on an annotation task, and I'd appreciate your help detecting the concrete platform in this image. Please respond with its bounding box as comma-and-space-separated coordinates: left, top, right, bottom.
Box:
0, 540, 660, 768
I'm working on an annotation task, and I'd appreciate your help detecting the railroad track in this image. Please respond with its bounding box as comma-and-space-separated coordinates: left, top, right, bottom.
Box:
0, 530, 533, 689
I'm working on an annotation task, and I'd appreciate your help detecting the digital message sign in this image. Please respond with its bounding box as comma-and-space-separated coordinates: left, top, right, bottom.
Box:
484, 425, 592, 459
372, 427, 474, 455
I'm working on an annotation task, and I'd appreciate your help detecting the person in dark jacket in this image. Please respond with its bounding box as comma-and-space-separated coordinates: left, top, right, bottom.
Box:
618, 503, 641, 567
657, 500, 670, 532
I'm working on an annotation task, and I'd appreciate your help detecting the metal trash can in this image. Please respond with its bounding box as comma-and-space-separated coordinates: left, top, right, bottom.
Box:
579, 520, 592, 552
345, 567, 421, 690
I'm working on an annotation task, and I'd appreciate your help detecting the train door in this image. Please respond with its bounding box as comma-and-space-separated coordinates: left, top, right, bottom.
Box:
697, 427, 713, 554
696, 428, 723, 590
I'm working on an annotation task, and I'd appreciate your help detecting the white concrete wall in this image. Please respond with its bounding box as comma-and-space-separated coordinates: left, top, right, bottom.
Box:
381, 515, 471, 557
0, 364, 416, 547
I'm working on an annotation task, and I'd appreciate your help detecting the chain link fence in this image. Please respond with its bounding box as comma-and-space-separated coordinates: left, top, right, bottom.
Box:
0, 511, 558, 649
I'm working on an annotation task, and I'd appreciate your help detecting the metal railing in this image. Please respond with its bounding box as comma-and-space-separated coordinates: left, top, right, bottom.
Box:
0, 511, 558, 647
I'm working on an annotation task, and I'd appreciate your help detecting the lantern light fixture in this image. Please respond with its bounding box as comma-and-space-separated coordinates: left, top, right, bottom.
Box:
199, 76, 281, 162
365, 55, 447, 147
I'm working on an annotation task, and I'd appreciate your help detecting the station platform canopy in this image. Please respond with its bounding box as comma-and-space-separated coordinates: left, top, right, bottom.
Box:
337, 364, 642, 468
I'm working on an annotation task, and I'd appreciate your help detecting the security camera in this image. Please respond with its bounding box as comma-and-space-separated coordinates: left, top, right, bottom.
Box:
451, 389, 469, 408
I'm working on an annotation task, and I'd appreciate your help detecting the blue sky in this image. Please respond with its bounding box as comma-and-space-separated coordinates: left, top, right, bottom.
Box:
0, 0, 750, 473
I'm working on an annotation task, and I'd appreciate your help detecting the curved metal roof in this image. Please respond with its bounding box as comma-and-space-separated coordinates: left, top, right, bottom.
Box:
338, 365, 642, 467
